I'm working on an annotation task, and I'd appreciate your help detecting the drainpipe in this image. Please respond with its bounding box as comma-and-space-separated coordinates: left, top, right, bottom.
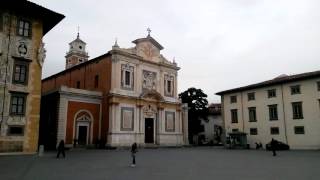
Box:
280, 84, 288, 144
241, 92, 245, 132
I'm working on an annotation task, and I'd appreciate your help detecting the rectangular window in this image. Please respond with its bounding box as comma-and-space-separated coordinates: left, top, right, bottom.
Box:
294, 126, 305, 134
13, 60, 29, 85
248, 92, 255, 101
291, 85, 301, 95
167, 80, 172, 93
268, 104, 278, 120
268, 89, 276, 98
250, 128, 258, 135
10, 93, 26, 115
94, 75, 99, 88
8, 126, 24, 136
231, 109, 238, 123
76, 81, 80, 88
292, 102, 303, 119
248, 107, 257, 122
17, 19, 31, 37
121, 64, 134, 90
317, 81, 320, 91
230, 96, 237, 103
270, 127, 279, 135
232, 128, 239, 132
125, 71, 130, 86
164, 74, 174, 97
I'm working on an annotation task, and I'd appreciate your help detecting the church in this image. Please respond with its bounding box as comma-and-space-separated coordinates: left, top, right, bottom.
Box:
40, 30, 189, 149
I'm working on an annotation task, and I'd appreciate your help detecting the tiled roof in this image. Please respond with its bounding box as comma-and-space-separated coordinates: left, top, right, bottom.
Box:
208, 103, 221, 115
1, 0, 65, 35
216, 70, 320, 95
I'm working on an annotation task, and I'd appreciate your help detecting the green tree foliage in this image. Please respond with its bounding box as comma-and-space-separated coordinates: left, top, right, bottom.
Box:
179, 87, 209, 144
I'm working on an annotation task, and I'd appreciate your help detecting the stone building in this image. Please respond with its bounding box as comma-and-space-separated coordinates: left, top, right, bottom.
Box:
199, 103, 223, 145
216, 71, 320, 149
0, 1, 64, 153
40, 32, 188, 148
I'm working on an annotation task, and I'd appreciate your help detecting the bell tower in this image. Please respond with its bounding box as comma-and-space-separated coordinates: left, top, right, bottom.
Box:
65, 30, 89, 69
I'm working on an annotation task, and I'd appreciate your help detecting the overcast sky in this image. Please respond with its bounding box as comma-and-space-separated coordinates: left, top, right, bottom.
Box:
32, 0, 320, 103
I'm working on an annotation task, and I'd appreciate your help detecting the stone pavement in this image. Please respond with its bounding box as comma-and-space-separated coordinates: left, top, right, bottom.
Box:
0, 147, 320, 180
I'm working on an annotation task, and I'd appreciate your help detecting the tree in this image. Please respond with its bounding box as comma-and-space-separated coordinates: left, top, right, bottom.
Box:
179, 87, 209, 144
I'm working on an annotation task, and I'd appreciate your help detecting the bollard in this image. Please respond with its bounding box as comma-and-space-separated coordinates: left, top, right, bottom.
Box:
38, 145, 44, 157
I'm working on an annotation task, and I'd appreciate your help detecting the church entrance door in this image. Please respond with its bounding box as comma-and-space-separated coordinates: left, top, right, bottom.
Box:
78, 126, 88, 145
145, 118, 154, 143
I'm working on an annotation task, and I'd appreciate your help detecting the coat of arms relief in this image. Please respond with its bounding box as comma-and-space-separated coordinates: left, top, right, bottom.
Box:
142, 70, 157, 90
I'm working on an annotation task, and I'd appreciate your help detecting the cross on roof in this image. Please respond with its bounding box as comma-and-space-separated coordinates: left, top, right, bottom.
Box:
77, 26, 80, 38
147, 27, 151, 37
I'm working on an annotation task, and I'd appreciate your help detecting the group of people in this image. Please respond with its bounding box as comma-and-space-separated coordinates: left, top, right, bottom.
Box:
255, 142, 263, 149
56, 138, 278, 166
56, 140, 139, 167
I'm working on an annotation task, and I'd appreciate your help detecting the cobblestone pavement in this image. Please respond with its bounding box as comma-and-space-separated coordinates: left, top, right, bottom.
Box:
1, 147, 320, 180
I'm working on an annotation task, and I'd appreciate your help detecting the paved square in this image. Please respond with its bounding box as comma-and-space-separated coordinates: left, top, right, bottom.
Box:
1, 147, 319, 180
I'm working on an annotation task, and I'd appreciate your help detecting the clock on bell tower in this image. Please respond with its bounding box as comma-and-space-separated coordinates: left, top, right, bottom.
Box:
65, 30, 89, 69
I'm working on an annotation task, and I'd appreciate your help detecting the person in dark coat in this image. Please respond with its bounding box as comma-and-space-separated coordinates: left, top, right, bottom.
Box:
255, 142, 259, 149
131, 142, 138, 167
56, 140, 65, 158
271, 138, 277, 156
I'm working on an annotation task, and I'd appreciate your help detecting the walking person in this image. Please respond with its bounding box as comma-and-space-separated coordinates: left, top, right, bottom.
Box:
131, 142, 138, 167
56, 140, 66, 158
271, 138, 277, 156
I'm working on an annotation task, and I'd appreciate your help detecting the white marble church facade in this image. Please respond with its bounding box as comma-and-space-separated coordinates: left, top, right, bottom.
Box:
41, 30, 188, 148
107, 32, 188, 146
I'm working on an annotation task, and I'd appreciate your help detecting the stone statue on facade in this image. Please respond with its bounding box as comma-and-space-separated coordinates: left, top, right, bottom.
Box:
37, 41, 46, 67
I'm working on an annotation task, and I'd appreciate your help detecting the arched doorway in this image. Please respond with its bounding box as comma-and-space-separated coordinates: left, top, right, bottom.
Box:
74, 111, 92, 146
143, 105, 157, 144
140, 90, 164, 145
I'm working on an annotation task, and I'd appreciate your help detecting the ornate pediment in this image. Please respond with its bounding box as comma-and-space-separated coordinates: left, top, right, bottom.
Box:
142, 104, 157, 117
140, 89, 164, 101
76, 111, 91, 122
132, 36, 163, 50
133, 36, 163, 61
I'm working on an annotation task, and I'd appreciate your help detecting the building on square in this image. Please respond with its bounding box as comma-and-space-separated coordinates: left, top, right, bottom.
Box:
216, 71, 320, 149
198, 103, 223, 145
40, 31, 189, 148
0, 0, 64, 153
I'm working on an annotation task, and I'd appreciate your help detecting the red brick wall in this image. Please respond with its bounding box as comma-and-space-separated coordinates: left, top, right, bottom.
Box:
66, 101, 100, 144
42, 55, 112, 142
42, 55, 112, 93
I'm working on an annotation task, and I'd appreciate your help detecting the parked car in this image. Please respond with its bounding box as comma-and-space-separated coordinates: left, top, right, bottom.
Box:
266, 140, 290, 150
